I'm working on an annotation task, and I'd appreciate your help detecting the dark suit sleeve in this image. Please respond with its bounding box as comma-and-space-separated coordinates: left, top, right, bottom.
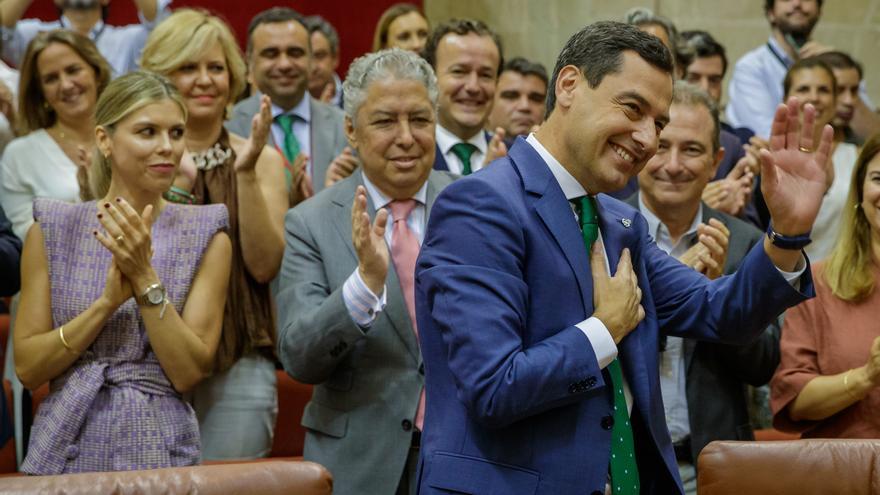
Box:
0, 204, 21, 296
639, 212, 813, 346
713, 222, 780, 386
275, 206, 367, 384
417, 178, 604, 429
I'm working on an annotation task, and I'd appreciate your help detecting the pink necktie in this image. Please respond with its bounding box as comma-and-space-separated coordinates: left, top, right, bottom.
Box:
388, 199, 425, 430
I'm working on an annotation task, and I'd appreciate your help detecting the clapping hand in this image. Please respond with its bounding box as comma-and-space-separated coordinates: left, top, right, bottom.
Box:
289, 152, 314, 207
678, 219, 729, 280
93, 198, 158, 295
325, 147, 360, 188
235, 95, 272, 173
351, 185, 389, 295
482, 127, 508, 167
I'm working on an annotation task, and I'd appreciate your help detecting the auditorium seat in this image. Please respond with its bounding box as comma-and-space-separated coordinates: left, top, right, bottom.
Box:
0, 459, 332, 494
698, 439, 880, 494
271, 370, 313, 457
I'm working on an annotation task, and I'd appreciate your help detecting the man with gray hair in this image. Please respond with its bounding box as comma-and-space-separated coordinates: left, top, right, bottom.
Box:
628, 81, 779, 493
276, 48, 455, 495
304, 15, 343, 108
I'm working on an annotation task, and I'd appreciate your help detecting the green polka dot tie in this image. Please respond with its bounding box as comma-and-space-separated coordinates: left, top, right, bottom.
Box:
572, 196, 640, 495
276, 113, 300, 188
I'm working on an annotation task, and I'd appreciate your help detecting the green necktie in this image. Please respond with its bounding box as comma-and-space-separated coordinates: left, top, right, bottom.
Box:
572, 196, 640, 495
450, 142, 478, 175
276, 114, 300, 187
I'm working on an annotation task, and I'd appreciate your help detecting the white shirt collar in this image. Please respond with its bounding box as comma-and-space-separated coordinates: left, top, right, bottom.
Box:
525, 133, 586, 200
435, 124, 488, 155
361, 170, 428, 210
638, 192, 703, 246
270, 93, 311, 123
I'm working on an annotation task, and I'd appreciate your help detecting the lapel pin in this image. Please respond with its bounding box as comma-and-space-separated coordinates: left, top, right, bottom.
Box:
621, 218, 632, 228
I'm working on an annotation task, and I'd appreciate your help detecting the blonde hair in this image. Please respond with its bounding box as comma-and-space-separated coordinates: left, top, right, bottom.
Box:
89, 71, 187, 199
17, 29, 111, 135
823, 133, 880, 301
140, 8, 246, 108
372, 3, 426, 52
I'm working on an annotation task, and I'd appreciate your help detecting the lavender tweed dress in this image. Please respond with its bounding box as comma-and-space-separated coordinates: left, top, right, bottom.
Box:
21, 198, 228, 475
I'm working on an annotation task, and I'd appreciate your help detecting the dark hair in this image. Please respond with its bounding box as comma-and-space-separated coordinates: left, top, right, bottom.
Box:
814, 50, 863, 80
546, 21, 673, 116
783, 57, 837, 97
503, 57, 548, 87
765, 0, 823, 13
680, 30, 728, 77
246, 7, 307, 58
304, 15, 339, 56
422, 18, 503, 76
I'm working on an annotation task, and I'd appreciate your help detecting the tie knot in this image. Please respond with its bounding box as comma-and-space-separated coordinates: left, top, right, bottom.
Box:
389, 199, 417, 222
450, 142, 478, 173
276, 113, 295, 132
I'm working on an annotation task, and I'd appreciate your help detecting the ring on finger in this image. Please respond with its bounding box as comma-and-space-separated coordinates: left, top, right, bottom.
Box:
115, 234, 125, 243
798, 145, 812, 153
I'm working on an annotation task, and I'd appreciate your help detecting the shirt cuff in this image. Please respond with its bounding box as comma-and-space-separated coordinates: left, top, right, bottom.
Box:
342, 268, 386, 329
776, 254, 807, 287
575, 316, 618, 369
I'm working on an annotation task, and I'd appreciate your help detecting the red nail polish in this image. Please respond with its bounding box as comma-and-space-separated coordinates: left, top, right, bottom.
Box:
92, 230, 97, 236
97, 213, 103, 219
104, 203, 110, 208
115, 197, 121, 202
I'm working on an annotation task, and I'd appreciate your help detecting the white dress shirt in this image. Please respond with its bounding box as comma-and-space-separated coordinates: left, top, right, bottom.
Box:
0, 0, 172, 77
435, 124, 488, 175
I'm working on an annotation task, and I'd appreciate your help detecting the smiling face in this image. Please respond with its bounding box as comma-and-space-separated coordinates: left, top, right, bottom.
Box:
345, 77, 436, 199
434, 32, 500, 140
552, 50, 672, 194
768, 0, 821, 37
249, 20, 311, 111
97, 99, 187, 195
488, 70, 547, 136
167, 42, 229, 123
37, 41, 98, 124
386, 11, 429, 53
639, 102, 722, 214
786, 66, 836, 128
862, 153, 880, 242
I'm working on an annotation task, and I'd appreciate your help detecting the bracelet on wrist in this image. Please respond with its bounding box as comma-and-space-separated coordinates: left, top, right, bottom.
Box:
163, 186, 196, 205
843, 370, 862, 402
766, 223, 812, 250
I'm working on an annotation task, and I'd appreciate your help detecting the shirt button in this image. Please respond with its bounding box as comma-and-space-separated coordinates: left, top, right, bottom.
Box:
601, 415, 615, 430
401, 419, 413, 431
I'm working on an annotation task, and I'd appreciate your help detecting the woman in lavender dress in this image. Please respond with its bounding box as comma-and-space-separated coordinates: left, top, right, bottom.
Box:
12, 71, 232, 474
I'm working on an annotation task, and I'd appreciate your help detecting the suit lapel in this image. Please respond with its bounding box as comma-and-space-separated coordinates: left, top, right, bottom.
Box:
433, 144, 449, 171
310, 99, 333, 193
597, 199, 654, 422
331, 175, 422, 363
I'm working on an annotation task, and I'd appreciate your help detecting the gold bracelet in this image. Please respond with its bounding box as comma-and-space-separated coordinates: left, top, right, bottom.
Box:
58, 325, 77, 354
843, 370, 861, 402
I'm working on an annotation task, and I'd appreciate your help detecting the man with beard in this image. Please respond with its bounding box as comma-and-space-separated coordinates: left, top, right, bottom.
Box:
0, 0, 169, 76
726, 0, 830, 139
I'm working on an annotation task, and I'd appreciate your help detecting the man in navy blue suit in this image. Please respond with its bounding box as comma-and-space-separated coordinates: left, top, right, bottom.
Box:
415, 21, 833, 495
422, 19, 508, 175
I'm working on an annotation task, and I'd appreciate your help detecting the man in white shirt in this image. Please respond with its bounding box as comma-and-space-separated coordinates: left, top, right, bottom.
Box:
0, 0, 170, 76
422, 18, 507, 175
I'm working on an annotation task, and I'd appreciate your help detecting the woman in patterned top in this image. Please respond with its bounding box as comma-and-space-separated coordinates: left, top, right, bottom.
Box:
13, 71, 232, 474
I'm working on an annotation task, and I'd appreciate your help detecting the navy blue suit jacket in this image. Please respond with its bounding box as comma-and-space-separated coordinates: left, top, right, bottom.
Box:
414, 137, 813, 495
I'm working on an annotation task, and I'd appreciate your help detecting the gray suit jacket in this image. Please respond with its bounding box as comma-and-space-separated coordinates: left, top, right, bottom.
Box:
626, 195, 780, 462
226, 94, 347, 194
276, 170, 456, 495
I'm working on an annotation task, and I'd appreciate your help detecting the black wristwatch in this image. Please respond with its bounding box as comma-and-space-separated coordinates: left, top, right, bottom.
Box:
766, 224, 812, 250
